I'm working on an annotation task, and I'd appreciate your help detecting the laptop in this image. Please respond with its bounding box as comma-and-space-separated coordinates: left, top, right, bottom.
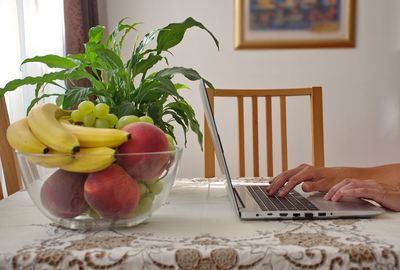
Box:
199, 80, 384, 219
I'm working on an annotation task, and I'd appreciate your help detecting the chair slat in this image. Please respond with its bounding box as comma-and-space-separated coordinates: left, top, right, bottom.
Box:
251, 97, 259, 176
311, 87, 325, 167
0, 96, 21, 199
204, 89, 215, 177
237, 97, 245, 177
280, 96, 288, 172
265, 96, 273, 176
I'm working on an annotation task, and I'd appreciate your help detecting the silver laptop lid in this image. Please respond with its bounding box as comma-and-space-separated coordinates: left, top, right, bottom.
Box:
199, 80, 240, 216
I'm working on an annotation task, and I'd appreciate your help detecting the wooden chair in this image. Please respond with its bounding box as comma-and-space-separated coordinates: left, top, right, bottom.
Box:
204, 87, 325, 178
0, 96, 21, 199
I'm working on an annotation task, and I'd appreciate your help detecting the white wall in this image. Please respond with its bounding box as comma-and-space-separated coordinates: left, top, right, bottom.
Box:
98, 0, 400, 178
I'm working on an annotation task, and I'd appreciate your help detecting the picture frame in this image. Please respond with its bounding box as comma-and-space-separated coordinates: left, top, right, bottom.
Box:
235, 0, 356, 49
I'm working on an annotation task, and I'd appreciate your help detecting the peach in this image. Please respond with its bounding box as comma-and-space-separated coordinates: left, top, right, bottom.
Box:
117, 122, 170, 181
84, 164, 140, 219
40, 169, 88, 218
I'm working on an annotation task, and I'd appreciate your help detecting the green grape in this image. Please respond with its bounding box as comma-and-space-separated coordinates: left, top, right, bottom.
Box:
138, 182, 148, 197
93, 103, 110, 118
83, 113, 96, 127
86, 208, 100, 219
70, 110, 83, 123
115, 115, 140, 129
95, 118, 110, 128
148, 180, 163, 195
139, 115, 154, 124
146, 178, 159, 185
146, 193, 155, 201
165, 134, 176, 151
128, 194, 154, 217
139, 195, 154, 213
104, 113, 118, 128
78, 100, 95, 115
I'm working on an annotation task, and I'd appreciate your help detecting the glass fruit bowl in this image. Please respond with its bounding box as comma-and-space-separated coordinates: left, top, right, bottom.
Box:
16, 147, 183, 230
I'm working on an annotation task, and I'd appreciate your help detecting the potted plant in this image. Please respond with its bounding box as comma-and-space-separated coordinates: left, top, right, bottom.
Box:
1, 17, 219, 147
1, 17, 219, 229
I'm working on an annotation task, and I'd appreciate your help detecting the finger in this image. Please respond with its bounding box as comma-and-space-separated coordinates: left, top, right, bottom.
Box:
267, 164, 306, 195
324, 178, 360, 200
332, 188, 380, 202
302, 179, 328, 192
278, 167, 317, 197
330, 181, 373, 201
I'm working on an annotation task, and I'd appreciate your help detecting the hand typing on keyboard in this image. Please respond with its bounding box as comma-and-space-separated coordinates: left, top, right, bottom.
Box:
266, 164, 345, 197
266, 163, 400, 212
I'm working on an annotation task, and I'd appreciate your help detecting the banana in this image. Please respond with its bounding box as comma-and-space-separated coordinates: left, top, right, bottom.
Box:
60, 146, 116, 173
60, 120, 130, 148
25, 149, 74, 168
6, 118, 49, 154
27, 103, 80, 154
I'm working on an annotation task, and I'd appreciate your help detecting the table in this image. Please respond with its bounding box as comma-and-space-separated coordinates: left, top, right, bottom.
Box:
0, 178, 399, 270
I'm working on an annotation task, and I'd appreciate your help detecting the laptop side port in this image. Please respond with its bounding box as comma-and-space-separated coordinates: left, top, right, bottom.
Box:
318, 213, 326, 217
293, 213, 300, 217
279, 213, 288, 217
305, 213, 313, 218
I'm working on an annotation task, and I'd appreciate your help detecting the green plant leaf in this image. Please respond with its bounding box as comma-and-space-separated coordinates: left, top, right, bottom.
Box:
62, 87, 93, 109
93, 48, 124, 70
105, 18, 138, 54
133, 78, 182, 104
174, 83, 189, 90
22, 55, 77, 69
88, 25, 105, 44
67, 69, 105, 90
136, 29, 160, 54
27, 93, 61, 114
56, 95, 64, 107
156, 17, 219, 53
0, 71, 66, 95
146, 102, 164, 126
165, 100, 203, 149
116, 101, 137, 117
164, 109, 188, 142
156, 66, 214, 88
132, 54, 163, 78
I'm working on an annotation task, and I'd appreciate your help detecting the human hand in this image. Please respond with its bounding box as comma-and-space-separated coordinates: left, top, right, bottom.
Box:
323, 179, 400, 211
267, 164, 344, 197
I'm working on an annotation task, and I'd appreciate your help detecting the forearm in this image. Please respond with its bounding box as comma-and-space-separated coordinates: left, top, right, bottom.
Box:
330, 164, 400, 184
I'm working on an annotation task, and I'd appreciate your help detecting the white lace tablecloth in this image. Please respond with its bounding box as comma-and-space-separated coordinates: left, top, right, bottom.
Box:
0, 178, 399, 270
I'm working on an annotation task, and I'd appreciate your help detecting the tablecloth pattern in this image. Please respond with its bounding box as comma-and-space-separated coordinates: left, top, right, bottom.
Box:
0, 178, 399, 270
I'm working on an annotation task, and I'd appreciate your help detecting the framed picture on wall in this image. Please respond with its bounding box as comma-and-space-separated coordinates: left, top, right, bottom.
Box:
235, 0, 356, 49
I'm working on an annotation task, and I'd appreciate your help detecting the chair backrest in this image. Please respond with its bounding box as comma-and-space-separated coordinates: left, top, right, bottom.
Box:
204, 86, 324, 178
0, 96, 21, 199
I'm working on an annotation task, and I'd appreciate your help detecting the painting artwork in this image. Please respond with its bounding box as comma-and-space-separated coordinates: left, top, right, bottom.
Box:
235, 0, 356, 49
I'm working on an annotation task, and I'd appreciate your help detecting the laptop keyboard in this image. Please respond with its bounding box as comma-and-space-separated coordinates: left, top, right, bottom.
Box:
246, 186, 319, 211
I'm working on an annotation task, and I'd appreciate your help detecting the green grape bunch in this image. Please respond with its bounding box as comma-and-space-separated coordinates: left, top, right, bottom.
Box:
70, 100, 155, 130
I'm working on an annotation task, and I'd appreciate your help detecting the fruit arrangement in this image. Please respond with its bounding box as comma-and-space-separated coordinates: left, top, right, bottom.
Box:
7, 101, 177, 221
1, 17, 217, 228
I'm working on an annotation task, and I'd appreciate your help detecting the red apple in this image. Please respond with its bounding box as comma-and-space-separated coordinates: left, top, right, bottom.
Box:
84, 164, 140, 219
117, 122, 170, 181
40, 169, 88, 218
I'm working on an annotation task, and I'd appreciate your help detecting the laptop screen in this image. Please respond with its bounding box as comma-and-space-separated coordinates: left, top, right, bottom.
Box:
199, 80, 240, 215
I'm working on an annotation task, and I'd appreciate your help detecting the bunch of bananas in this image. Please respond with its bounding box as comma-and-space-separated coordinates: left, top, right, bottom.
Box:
6, 103, 130, 173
